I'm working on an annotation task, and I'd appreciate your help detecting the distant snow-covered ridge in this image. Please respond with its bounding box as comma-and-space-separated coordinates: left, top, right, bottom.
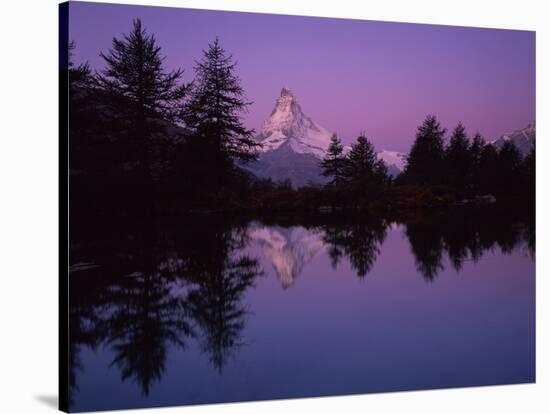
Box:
490, 121, 535, 156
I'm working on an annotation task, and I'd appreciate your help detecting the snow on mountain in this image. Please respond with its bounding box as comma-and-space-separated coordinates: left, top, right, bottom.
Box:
245, 87, 406, 186
248, 224, 327, 288
246, 91, 534, 186
491, 121, 535, 157
376, 150, 406, 177
376, 150, 406, 171
256, 87, 333, 158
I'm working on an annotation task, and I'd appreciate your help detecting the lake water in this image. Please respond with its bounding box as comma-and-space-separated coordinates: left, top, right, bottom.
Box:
68, 209, 535, 412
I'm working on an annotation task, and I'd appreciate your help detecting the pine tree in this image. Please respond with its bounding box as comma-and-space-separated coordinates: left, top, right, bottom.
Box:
95, 19, 188, 180
67, 41, 105, 182
68, 41, 91, 87
373, 158, 390, 185
469, 132, 485, 192
444, 122, 471, 190
403, 115, 446, 185
345, 134, 388, 188
478, 143, 498, 194
96, 19, 187, 123
320, 134, 346, 186
183, 38, 260, 170
496, 140, 522, 194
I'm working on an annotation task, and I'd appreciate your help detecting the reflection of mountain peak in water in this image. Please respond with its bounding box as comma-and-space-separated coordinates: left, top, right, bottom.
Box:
248, 225, 327, 288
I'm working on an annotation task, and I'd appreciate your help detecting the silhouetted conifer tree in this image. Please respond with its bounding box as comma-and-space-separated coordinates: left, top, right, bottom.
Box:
444, 122, 471, 190
403, 115, 446, 185
478, 143, 499, 194
496, 140, 522, 194
469, 132, 485, 192
95, 18, 188, 181
68, 41, 91, 87
67, 40, 113, 207
344, 134, 389, 187
183, 38, 260, 191
321, 134, 347, 186
522, 144, 535, 202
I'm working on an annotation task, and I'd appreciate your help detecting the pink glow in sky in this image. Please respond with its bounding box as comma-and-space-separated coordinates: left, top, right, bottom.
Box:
69, 2, 535, 152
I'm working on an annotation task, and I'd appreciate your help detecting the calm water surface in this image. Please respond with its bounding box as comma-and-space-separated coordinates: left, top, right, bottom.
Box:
69, 210, 535, 412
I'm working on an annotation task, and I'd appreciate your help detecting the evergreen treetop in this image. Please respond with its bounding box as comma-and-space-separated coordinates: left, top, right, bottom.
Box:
470, 132, 485, 166
96, 18, 187, 122
345, 134, 388, 186
445, 122, 471, 189
403, 115, 446, 185
321, 134, 346, 186
183, 37, 260, 163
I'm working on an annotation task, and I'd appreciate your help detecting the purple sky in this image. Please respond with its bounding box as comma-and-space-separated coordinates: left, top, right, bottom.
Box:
69, 1, 535, 152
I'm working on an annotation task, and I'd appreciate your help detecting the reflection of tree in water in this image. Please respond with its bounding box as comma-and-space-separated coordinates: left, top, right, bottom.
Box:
405, 220, 444, 281
68, 269, 106, 405
403, 208, 534, 280
442, 219, 478, 271
68, 209, 534, 406
323, 225, 345, 270
185, 255, 261, 372
70, 224, 194, 397
524, 214, 535, 257
68, 217, 261, 402
175, 219, 263, 372
101, 272, 191, 396
321, 217, 388, 278
265, 209, 532, 284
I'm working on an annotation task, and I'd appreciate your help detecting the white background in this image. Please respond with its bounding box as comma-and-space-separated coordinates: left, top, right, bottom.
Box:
0, 0, 548, 412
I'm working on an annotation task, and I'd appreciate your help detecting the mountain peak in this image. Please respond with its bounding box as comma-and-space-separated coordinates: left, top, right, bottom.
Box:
256, 88, 333, 158
280, 87, 294, 97
246, 87, 407, 186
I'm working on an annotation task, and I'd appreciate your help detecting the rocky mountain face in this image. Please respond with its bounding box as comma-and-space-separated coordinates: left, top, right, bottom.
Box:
246, 142, 328, 188
255, 87, 334, 158
245, 88, 405, 187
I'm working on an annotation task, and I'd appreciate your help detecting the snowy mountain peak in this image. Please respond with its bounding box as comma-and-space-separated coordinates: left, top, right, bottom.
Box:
377, 150, 407, 177
280, 86, 294, 97
256, 88, 334, 158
